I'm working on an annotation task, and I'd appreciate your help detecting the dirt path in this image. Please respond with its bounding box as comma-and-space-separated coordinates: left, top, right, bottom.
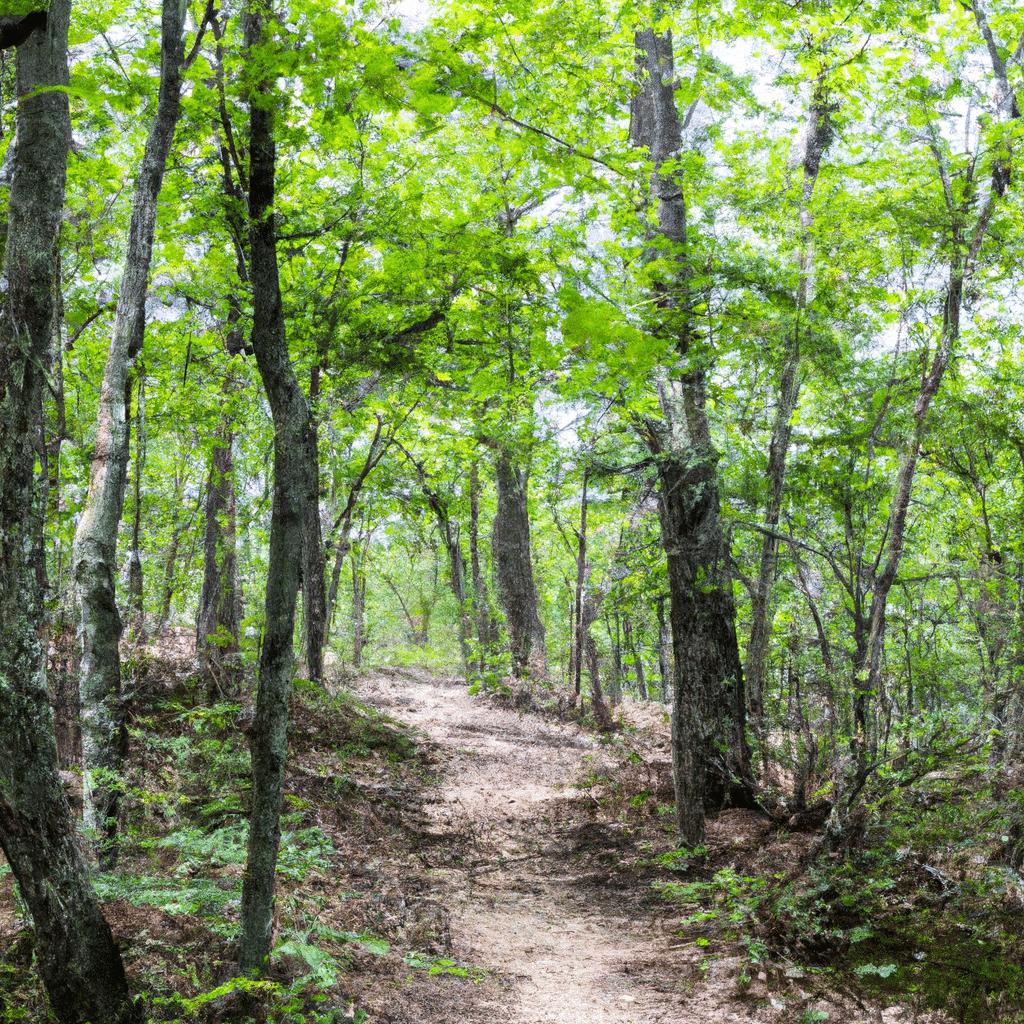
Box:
357, 671, 754, 1024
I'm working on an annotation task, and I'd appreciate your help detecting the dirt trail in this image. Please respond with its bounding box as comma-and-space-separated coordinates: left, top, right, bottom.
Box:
357, 671, 754, 1024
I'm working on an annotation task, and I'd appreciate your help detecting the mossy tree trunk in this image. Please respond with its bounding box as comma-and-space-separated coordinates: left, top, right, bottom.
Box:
633, 26, 757, 846
0, 6, 139, 1021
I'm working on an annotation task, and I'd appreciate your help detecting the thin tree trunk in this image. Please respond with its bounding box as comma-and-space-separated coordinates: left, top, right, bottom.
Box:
323, 416, 388, 640
574, 468, 588, 700
352, 544, 367, 667
469, 460, 494, 673
397, 444, 473, 677
126, 366, 145, 624
623, 613, 648, 700
745, 88, 832, 742
633, 26, 756, 845
196, 434, 241, 696
609, 611, 622, 707
238, 0, 319, 977
71, 0, 187, 870
303, 489, 326, 683
156, 489, 198, 632
0, 6, 140, 1021
582, 596, 613, 731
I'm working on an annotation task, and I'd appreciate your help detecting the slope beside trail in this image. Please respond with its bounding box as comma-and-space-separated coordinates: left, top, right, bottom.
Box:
356, 670, 780, 1024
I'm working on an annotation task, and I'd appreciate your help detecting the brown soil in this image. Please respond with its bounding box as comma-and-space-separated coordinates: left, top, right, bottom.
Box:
351, 669, 941, 1024
0, 662, 955, 1024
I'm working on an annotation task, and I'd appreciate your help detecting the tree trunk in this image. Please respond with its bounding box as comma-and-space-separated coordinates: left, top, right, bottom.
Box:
238, 0, 318, 977
633, 27, 756, 845
469, 459, 495, 673
302, 490, 326, 683
573, 467, 588, 700
196, 433, 241, 697
126, 367, 145, 624
352, 544, 367, 668
323, 417, 388, 642
745, 88, 832, 742
582, 596, 613, 731
656, 595, 670, 701
71, 0, 187, 871
492, 453, 546, 677
623, 614, 648, 700
156, 489, 197, 633
0, 5, 140, 1021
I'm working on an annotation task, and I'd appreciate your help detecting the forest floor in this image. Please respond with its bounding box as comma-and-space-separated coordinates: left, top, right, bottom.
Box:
342, 668, 953, 1024
0, 659, 970, 1023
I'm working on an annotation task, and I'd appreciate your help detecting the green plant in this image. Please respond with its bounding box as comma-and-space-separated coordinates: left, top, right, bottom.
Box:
402, 952, 488, 983
800, 1009, 829, 1024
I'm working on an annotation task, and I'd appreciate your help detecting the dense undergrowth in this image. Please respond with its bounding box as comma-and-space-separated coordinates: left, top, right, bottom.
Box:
641, 752, 1024, 1022
0, 663, 493, 1024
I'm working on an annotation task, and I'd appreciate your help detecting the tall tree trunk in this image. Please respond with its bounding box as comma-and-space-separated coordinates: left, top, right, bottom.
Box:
573, 467, 588, 700
71, 0, 187, 870
126, 366, 145, 624
492, 453, 546, 677
238, 0, 319, 977
302, 487, 326, 683
196, 433, 241, 696
0, 6, 140, 1021
469, 459, 494, 672
745, 88, 832, 742
352, 543, 367, 668
581, 596, 613, 730
623, 613, 648, 700
633, 27, 756, 845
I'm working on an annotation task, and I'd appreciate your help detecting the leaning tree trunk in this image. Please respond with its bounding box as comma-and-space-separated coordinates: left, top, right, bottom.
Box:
492, 453, 546, 677
196, 433, 241, 696
745, 88, 832, 743
0, 6, 140, 1022
634, 26, 756, 846
238, 0, 320, 978
71, 0, 187, 869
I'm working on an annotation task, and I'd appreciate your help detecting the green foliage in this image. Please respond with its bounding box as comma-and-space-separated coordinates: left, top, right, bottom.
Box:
402, 952, 488, 983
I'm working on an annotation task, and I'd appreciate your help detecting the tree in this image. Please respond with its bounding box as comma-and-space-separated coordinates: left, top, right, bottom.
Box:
0, 3, 139, 1020
72, 0, 190, 870
632, 24, 757, 844
237, 0, 321, 977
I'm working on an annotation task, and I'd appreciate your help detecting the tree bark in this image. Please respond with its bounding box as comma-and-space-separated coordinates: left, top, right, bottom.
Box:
352, 542, 367, 667
469, 459, 495, 672
196, 433, 241, 696
302, 484, 326, 683
126, 367, 145, 623
573, 467, 588, 700
238, 0, 319, 977
656, 594, 670, 701
745, 88, 832, 741
634, 27, 756, 845
71, 0, 187, 871
492, 453, 546, 677
0, 5, 139, 1021
582, 596, 613, 731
